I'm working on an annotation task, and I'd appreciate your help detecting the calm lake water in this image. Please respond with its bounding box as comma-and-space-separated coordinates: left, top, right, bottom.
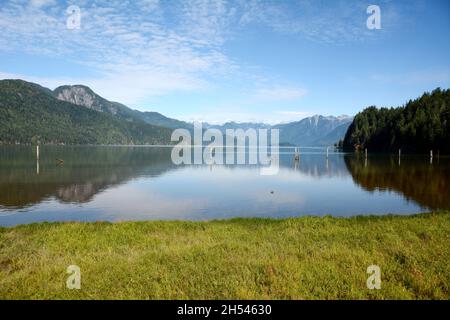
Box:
0, 146, 449, 226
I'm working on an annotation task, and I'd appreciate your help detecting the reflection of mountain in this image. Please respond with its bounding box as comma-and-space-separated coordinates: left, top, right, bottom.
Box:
278, 152, 350, 178
344, 155, 450, 210
2, 146, 448, 212
0, 147, 351, 209
0, 146, 177, 209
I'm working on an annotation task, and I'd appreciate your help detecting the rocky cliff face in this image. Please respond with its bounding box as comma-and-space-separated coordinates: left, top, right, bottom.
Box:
53, 85, 191, 129
54, 85, 119, 115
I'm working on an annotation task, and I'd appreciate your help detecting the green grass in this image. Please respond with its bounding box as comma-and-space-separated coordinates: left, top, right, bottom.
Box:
1, 212, 449, 300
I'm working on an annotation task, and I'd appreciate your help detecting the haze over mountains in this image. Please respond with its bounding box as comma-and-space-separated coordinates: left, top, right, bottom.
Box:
0, 79, 352, 146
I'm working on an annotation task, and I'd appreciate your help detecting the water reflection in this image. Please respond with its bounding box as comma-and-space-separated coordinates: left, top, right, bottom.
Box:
344, 154, 450, 210
0, 146, 448, 225
0, 146, 177, 209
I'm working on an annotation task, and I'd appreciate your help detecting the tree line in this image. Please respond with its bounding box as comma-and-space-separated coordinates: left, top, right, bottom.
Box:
343, 88, 450, 154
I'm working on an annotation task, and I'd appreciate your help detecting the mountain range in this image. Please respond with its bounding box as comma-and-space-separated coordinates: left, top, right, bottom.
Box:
273, 115, 352, 146
53, 84, 191, 130
0, 80, 173, 145
0, 79, 352, 146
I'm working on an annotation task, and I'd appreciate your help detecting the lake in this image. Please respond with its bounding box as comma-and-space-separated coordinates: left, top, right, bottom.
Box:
0, 146, 449, 226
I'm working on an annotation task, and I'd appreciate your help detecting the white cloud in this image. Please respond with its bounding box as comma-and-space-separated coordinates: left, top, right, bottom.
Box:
139, 0, 160, 12
0, 0, 400, 122
238, 0, 399, 43
176, 0, 235, 46
0, 69, 204, 105
0, 0, 316, 108
0, 0, 236, 104
29, 0, 56, 8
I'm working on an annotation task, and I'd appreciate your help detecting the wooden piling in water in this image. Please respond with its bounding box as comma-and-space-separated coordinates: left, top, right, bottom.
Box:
326, 147, 329, 158
294, 147, 300, 161
365, 148, 368, 159
36, 145, 39, 160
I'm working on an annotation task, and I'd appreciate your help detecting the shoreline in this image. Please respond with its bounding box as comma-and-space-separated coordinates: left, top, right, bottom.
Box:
1, 212, 449, 299
0, 211, 443, 228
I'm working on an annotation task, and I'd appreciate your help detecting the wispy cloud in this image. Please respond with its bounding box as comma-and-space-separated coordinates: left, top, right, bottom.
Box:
0, 0, 393, 91
0, 0, 238, 103
0, 0, 414, 118
29, 0, 56, 8
238, 0, 391, 43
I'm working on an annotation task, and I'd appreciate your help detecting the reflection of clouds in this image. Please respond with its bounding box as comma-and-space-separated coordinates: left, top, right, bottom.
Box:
91, 182, 203, 219
0, 152, 433, 226
249, 189, 305, 206
171, 165, 309, 181
71, 166, 309, 221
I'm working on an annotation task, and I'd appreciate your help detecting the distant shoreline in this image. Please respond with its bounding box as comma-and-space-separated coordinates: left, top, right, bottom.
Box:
5, 144, 448, 155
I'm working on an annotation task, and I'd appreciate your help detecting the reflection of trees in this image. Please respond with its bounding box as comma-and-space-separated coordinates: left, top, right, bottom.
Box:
344, 155, 450, 210
0, 146, 176, 209
2, 146, 448, 212
0, 147, 355, 210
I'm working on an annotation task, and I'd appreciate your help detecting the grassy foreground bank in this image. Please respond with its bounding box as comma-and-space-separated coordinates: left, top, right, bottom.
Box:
1, 213, 449, 300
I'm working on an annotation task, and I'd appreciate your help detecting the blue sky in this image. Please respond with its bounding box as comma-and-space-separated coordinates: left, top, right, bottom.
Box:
0, 0, 449, 124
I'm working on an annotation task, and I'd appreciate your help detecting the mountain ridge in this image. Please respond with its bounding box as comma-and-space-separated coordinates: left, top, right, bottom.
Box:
53, 83, 353, 146
54, 85, 192, 130
0, 79, 353, 146
0, 79, 173, 145
273, 114, 353, 146
205, 115, 353, 146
